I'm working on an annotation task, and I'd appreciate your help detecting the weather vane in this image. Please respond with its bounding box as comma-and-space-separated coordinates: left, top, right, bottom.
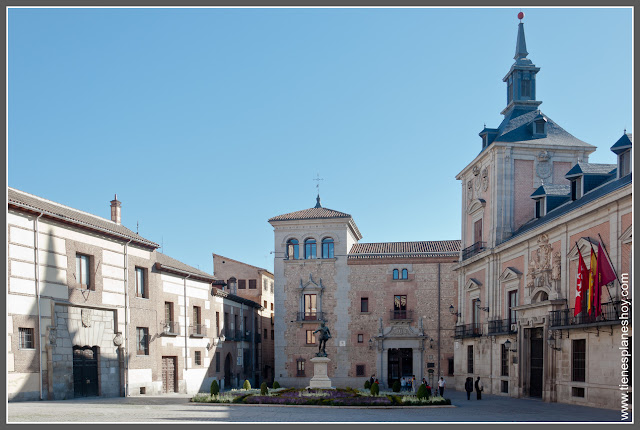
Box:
313, 173, 324, 195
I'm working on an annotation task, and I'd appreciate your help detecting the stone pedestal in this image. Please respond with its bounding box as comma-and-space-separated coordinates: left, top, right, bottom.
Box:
307, 356, 333, 389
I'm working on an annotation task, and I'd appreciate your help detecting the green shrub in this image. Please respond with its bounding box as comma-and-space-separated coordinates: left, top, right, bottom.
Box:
260, 382, 268, 395
417, 383, 429, 400
370, 382, 379, 396
243, 380, 251, 390
273, 381, 281, 389
392, 380, 401, 393
210, 379, 219, 397
364, 380, 371, 389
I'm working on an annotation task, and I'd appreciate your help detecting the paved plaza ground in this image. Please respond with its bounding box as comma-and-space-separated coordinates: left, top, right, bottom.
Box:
7, 389, 630, 423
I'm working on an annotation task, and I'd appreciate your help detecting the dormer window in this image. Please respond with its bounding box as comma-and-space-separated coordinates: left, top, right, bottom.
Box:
534, 198, 544, 219
570, 178, 582, 201
482, 135, 488, 148
534, 120, 545, 135
619, 149, 631, 177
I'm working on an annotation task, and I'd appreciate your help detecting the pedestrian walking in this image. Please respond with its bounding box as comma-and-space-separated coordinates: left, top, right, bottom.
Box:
411, 375, 416, 392
475, 376, 483, 400
438, 376, 446, 397
370, 374, 375, 386
465, 377, 473, 400
401, 376, 406, 392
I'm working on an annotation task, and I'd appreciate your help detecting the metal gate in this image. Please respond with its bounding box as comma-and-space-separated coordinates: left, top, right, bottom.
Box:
73, 346, 99, 397
529, 328, 543, 397
387, 348, 413, 388
162, 356, 177, 393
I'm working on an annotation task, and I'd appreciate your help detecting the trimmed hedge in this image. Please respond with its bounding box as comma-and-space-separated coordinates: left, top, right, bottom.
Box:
210, 380, 219, 396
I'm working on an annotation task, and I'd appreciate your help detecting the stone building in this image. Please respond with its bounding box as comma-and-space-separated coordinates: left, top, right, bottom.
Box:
7, 188, 262, 400
212, 253, 275, 384
269, 196, 460, 389
452, 18, 632, 409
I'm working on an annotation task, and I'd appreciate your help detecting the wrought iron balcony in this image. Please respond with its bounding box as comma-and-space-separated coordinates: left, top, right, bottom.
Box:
389, 309, 414, 321
487, 319, 517, 336
190, 324, 206, 337
160, 321, 179, 336
296, 312, 324, 322
454, 323, 482, 339
461, 241, 487, 261
549, 301, 628, 328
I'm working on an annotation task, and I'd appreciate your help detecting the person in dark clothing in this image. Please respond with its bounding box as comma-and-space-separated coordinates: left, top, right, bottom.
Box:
475, 376, 483, 400
370, 375, 375, 386
464, 377, 473, 400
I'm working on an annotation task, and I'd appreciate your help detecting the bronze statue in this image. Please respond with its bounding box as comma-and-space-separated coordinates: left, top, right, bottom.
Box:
313, 321, 331, 357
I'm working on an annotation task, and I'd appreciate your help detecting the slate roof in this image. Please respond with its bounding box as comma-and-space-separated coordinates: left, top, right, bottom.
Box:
489, 108, 595, 149
8, 187, 159, 248
530, 184, 571, 198
506, 174, 632, 243
348, 240, 461, 259
565, 162, 617, 178
610, 133, 632, 154
268, 207, 352, 222
156, 252, 215, 280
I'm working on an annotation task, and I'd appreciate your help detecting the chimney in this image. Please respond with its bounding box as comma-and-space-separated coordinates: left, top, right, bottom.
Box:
110, 194, 121, 224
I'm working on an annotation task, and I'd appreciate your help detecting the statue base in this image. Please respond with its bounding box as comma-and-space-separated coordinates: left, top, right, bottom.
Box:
307, 356, 334, 389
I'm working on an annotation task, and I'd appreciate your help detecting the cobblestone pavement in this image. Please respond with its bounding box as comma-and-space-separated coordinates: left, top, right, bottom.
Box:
7, 390, 629, 423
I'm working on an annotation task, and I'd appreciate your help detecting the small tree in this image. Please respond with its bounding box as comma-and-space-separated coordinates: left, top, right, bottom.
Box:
364, 380, 371, 389
370, 382, 380, 396
417, 383, 429, 400
273, 381, 281, 389
243, 380, 251, 390
260, 381, 268, 395
392, 380, 401, 393
210, 379, 220, 397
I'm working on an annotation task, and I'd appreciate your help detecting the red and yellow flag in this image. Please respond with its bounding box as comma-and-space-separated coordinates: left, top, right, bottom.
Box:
574, 251, 588, 316
588, 248, 597, 315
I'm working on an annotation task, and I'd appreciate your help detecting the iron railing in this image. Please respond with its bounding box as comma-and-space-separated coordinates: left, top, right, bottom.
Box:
389, 309, 414, 321
487, 319, 517, 335
549, 301, 627, 328
461, 241, 487, 261
190, 324, 206, 337
296, 312, 324, 322
454, 323, 482, 339
160, 321, 179, 336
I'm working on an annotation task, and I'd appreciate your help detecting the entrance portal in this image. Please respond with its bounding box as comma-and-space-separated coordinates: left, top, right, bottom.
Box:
73, 346, 99, 397
224, 353, 233, 389
387, 348, 413, 388
161, 356, 177, 393
529, 328, 543, 397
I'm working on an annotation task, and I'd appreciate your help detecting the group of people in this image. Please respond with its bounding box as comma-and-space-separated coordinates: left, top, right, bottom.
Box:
464, 376, 484, 400
369, 375, 447, 396
400, 375, 418, 392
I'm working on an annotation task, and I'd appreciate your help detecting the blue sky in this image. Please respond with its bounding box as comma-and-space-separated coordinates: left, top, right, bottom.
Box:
8, 7, 632, 274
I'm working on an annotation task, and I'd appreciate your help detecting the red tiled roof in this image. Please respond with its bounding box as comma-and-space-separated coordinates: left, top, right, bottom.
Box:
348, 240, 461, 259
268, 207, 352, 222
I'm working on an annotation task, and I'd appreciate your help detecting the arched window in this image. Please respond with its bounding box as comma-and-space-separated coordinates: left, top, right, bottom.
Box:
321, 238, 334, 259
304, 239, 316, 259
393, 269, 399, 280
286, 239, 299, 260
401, 269, 408, 280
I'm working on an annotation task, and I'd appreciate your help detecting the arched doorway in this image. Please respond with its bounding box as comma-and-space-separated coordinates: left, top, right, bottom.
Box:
224, 353, 232, 389
73, 345, 99, 397
387, 348, 413, 388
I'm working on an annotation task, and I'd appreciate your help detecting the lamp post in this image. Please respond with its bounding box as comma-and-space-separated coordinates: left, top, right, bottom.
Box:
449, 305, 461, 317
476, 298, 490, 312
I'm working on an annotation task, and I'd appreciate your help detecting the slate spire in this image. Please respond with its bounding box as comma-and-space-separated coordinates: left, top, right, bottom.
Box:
514, 22, 528, 60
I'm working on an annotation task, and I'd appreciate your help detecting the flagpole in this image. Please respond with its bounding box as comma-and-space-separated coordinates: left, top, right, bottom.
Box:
597, 233, 621, 319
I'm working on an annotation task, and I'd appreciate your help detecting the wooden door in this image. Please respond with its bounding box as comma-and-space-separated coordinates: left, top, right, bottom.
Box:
162, 356, 177, 393
474, 219, 482, 245
73, 346, 99, 397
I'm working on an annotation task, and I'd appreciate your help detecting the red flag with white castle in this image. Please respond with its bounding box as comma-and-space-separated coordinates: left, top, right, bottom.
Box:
595, 241, 617, 316
574, 251, 588, 316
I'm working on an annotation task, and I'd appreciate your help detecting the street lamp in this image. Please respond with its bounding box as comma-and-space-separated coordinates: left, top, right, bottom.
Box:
504, 339, 517, 352
547, 332, 561, 351
449, 305, 461, 317
476, 299, 490, 312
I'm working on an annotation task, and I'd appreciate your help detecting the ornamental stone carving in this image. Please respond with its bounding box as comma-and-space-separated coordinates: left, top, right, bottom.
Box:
481, 167, 489, 192
48, 328, 57, 346
536, 150, 552, 180
113, 333, 123, 347
526, 234, 557, 299
81, 309, 92, 327
472, 165, 480, 176
551, 251, 561, 281
467, 180, 473, 202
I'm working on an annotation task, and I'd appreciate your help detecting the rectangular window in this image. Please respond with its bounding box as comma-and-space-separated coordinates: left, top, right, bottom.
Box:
474, 219, 482, 244
264, 328, 268, 340
264, 300, 268, 308
135, 267, 147, 298
76, 253, 91, 288
572, 387, 585, 398
224, 313, 229, 337
216, 312, 220, 337
263, 279, 268, 291
501, 380, 509, 393
238, 280, 246, 289
361, 297, 369, 313
508, 291, 518, 326
271, 303, 274, 311
393, 295, 407, 319
507, 78, 513, 103
448, 357, 454, 376
193, 306, 202, 335
535, 199, 541, 218
304, 294, 317, 319
357, 334, 364, 343
620, 150, 631, 177
467, 345, 474, 374
271, 329, 274, 340
501, 343, 509, 377
296, 359, 305, 376
164, 302, 175, 334
18, 327, 34, 349
521, 79, 531, 97
571, 180, 577, 200
306, 330, 316, 344
472, 298, 480, 329
194, 351, 201, 366
270, 282, 274, 293
572, 339, 586, 382
137, 327, 149, 355
215, 352, 220, 372
249, 279, 257, 289
535, 121, 545, 134
356, 365, 365, 377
